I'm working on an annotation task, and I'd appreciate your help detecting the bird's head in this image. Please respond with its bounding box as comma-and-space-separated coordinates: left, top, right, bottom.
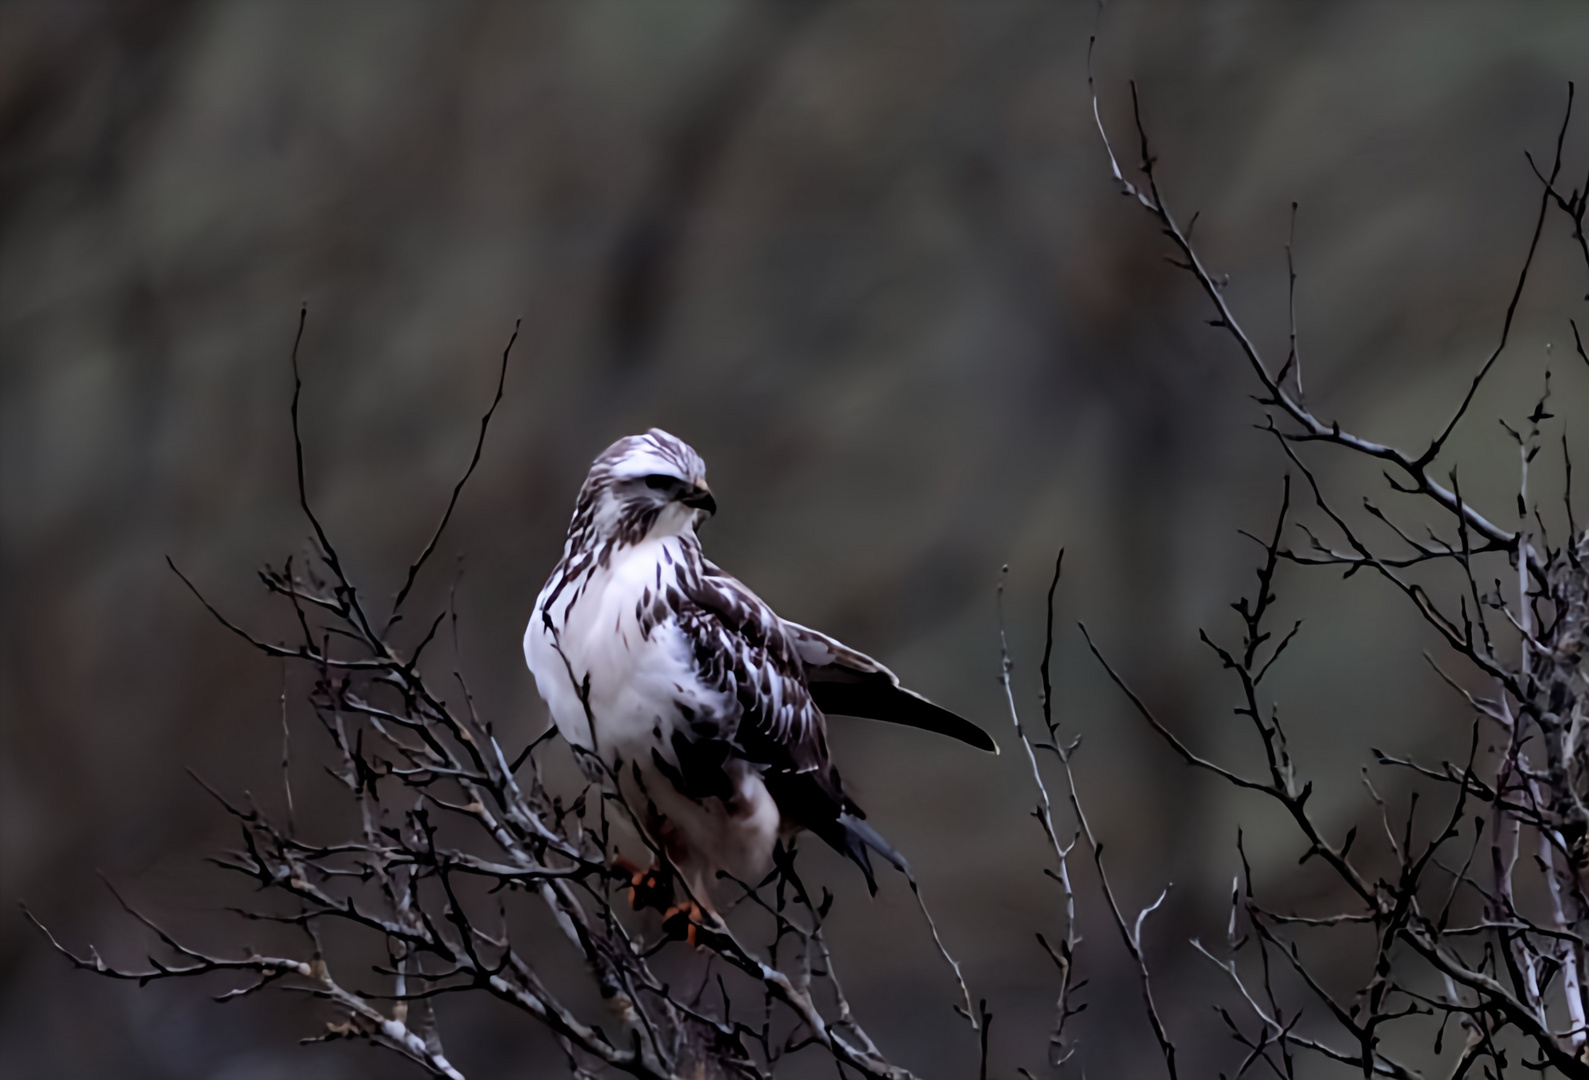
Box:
569, 429, 715, 549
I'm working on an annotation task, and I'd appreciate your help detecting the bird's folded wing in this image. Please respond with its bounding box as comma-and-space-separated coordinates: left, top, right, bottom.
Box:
677, 564, 829, 774
782, 621, 999, 754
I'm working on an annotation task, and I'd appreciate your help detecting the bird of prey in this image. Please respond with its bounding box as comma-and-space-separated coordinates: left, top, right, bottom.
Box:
525, 429, 995, 924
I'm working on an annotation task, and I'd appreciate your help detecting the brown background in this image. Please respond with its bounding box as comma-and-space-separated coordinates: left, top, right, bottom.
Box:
3, 2, 1587, 1076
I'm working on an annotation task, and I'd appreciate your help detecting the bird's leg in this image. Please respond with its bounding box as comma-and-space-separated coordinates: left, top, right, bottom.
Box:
611, 856, 717, 946
660, 864, 727, 948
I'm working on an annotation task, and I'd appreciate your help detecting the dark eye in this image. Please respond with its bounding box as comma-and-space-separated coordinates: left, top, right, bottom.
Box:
642, 474, 680, 492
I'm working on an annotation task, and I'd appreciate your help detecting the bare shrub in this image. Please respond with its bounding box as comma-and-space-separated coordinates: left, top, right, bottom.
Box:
23, 60, 1587, 1080
1006, 75, 1588, 1077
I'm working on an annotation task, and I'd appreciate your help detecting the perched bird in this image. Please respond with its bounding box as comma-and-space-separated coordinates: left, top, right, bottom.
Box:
525, 429, 995, 925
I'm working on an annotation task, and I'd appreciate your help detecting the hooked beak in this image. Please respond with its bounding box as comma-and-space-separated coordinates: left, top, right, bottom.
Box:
681, 484, 717, 515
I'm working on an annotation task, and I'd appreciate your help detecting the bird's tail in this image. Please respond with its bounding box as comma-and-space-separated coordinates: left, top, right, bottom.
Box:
763, 768, 910, 895
836, 811, 909, 895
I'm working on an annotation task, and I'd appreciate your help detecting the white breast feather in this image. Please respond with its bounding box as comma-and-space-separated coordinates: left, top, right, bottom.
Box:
526, 536, 725, 766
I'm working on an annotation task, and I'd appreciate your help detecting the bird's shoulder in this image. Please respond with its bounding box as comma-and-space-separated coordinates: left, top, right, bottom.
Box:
683, 557, 785, 636
667, 553, 828, 773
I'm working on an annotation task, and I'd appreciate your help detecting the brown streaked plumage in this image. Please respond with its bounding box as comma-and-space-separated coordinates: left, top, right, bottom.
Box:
524, 429, 995, 918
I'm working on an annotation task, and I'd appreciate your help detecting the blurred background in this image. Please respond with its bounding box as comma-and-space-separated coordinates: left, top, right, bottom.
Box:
3, 1, 1587, 1076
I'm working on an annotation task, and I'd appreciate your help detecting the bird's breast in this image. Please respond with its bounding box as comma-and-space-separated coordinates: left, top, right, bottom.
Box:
526, 539, 725, 768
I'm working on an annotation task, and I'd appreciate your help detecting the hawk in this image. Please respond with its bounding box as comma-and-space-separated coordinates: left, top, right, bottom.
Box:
525, 429, 995, 922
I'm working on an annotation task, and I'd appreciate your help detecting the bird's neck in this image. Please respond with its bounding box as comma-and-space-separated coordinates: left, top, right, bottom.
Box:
563, 526, 702, 573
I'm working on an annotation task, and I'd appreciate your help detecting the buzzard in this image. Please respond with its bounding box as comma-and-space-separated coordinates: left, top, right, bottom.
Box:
525, 430, 995, 924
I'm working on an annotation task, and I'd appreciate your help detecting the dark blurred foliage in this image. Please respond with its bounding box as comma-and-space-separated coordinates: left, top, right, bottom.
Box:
2, 2, 1586, 1077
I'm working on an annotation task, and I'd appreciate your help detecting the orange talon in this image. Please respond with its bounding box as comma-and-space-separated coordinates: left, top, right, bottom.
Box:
612, 856, 674, 913
661, 900, 707, 946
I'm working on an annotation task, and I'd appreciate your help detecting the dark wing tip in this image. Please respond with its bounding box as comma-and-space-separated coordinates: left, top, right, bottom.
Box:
808, 682, 1000, 754
933, 708, 999, 754
963, 721, 1000, 755
902, 697, 997, 753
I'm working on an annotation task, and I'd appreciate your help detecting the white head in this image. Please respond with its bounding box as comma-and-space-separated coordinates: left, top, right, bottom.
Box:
565, 429, 715, 550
